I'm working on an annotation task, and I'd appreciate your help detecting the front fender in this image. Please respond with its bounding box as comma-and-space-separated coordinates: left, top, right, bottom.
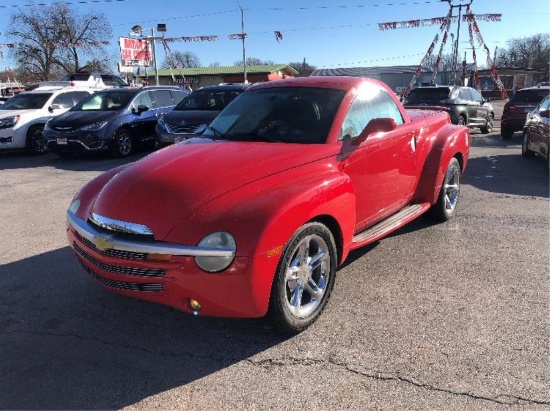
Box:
167, 162, 357, 316
414, 123, 470, 204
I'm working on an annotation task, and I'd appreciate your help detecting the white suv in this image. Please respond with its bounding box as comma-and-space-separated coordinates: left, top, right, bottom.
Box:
0, 84, 94, 154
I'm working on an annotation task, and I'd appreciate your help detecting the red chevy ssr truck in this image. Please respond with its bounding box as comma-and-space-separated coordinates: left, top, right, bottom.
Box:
66, 76, 470, 333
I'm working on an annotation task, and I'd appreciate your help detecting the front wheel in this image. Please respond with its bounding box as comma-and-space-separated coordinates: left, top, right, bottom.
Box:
268, 222, 337, 334
521, 131, 535, 158
111, 128, 133, 157
457, 115, 466, 126
26, 125, 46, 154
426, 157, 461, 222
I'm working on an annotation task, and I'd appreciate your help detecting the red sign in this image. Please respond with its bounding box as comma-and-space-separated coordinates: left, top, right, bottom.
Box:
119, 37, 152, 67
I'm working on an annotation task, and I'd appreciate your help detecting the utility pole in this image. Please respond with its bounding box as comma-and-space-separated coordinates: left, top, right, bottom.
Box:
237, 2, 247, 84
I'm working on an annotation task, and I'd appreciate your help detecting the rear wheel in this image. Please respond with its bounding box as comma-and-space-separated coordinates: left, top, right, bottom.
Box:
111, 128, 133, 157
501, 126, 514, 140
521, 131, 535, 158
25, 125, 46, 154
268, 222, 337, 334
426, 157, 461, 222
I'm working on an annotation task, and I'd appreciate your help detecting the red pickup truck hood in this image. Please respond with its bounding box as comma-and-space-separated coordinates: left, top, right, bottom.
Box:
91, 139, 337, 239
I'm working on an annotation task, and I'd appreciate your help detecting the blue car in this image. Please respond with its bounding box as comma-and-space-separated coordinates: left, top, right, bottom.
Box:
45, 86, 188, 157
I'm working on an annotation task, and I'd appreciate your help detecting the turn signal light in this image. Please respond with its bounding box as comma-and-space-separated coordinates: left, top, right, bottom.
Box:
189, 298, 202, 315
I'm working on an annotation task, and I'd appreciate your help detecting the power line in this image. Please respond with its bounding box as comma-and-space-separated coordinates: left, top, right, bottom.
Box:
0, 0, 128, 8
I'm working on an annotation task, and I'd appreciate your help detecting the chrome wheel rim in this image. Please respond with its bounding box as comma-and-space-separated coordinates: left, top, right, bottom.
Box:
30, 128, 45, 153
284, 233, 331, 319
117, 132, 132, 156
443, 163, 460, 214
458, 117, 466, 126
486, 117, 493, 132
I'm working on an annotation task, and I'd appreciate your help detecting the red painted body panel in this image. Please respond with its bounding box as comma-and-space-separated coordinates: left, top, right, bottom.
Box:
67, 76, 470, 319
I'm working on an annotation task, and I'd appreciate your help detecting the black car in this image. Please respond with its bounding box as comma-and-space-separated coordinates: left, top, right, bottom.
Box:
155, 83, 251, 146
403, 85, 493, 133
45, 86, 188, 157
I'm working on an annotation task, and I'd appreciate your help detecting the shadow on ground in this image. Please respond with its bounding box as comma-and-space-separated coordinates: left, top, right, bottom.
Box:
0, 248, 289, 410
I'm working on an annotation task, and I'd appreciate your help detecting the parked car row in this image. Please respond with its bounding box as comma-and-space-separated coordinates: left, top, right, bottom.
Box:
0, 76, 251, 157
501, 85, 550, 139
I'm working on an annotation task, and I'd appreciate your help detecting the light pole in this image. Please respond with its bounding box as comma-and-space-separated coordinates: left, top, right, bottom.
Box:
130, 23, 166, 86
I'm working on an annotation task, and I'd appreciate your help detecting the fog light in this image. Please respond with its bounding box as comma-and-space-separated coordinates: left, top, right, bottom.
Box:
189, 298, 202, 314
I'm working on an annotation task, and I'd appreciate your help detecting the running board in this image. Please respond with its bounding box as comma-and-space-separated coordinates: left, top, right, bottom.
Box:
351, 203, 431, 249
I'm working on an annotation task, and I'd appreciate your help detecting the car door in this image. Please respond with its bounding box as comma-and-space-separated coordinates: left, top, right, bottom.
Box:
531, 96, 550, 155
469, 88, 489, 122
457, 88, 477, 124
129, 90, 158, 140
340, 87, 416, 232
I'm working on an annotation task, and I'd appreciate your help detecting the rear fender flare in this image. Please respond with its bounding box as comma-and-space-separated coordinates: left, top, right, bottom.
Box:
414, 124, 469, 204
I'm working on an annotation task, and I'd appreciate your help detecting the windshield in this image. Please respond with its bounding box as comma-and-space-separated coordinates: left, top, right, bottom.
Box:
404, 87, 452, 103
71, 91, 133, 111
202, 87, 346, 144
0, 92, 52, 110
59, 73, 91, 81
511, 89, 549, 103
175, 88, 242, 111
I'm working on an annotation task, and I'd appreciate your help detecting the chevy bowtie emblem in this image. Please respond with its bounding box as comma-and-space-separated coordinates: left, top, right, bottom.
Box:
92, 235, 114, 251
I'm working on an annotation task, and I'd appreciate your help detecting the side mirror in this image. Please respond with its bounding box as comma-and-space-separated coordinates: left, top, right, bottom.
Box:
539, 109, 550, 118
358, 118, 397, 142
133, 104, 149, 115
48, 104, 62, 112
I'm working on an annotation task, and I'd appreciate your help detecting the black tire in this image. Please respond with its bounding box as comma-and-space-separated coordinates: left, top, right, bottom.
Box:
25, 125, 46, 154
521, 131, 535, 158
480, 116, 493, 134
426, 157, 461, 222
457, 115, 466, 126
111, 128, 133, 157
501, 126, 514, 140
268, 222, 337, 334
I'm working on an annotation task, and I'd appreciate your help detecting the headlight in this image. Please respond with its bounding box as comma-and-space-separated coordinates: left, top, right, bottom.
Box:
195, 232, 236, 273
68, 198, 80, 214
0, 115, 20, 128
80, 121, 108, 131
66, 198, 81, 229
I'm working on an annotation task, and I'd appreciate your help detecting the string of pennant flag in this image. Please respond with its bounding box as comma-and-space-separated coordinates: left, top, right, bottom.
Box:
0, 31, 283, 49
378, 13, 501, 30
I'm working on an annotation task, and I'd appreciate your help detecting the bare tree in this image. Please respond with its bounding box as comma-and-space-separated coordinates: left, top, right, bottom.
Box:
7, 2, 112, 82
164, 51, 201, 68
233, 57, 275, 66
496, 33, 549, 71
289, 58, 316, 77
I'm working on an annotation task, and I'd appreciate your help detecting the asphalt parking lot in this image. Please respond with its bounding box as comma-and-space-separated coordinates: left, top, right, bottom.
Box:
0, 106, 548, 410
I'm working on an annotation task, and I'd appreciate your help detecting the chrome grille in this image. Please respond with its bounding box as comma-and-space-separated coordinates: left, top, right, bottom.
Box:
81, 236, 148, 260
78, 258, 163, 292
166, 122, 200, 134
51, 125, 79, 133
74, 242, 166, 278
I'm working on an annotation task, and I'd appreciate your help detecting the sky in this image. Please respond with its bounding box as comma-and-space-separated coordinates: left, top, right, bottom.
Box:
0, 0, 549, 72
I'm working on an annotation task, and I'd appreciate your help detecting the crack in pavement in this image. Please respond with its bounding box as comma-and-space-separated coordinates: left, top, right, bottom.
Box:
247, 356, 550, 407
6, 330, 549, 407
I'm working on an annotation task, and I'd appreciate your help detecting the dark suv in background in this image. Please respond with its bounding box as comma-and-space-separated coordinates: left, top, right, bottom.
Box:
155, 83, 251, 146
402, 85, 493, 133
501, 86, 550, 139
45, 86, 188, 157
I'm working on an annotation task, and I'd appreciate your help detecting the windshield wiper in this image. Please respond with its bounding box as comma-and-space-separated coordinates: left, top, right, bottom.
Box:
225, 131, 283, 143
